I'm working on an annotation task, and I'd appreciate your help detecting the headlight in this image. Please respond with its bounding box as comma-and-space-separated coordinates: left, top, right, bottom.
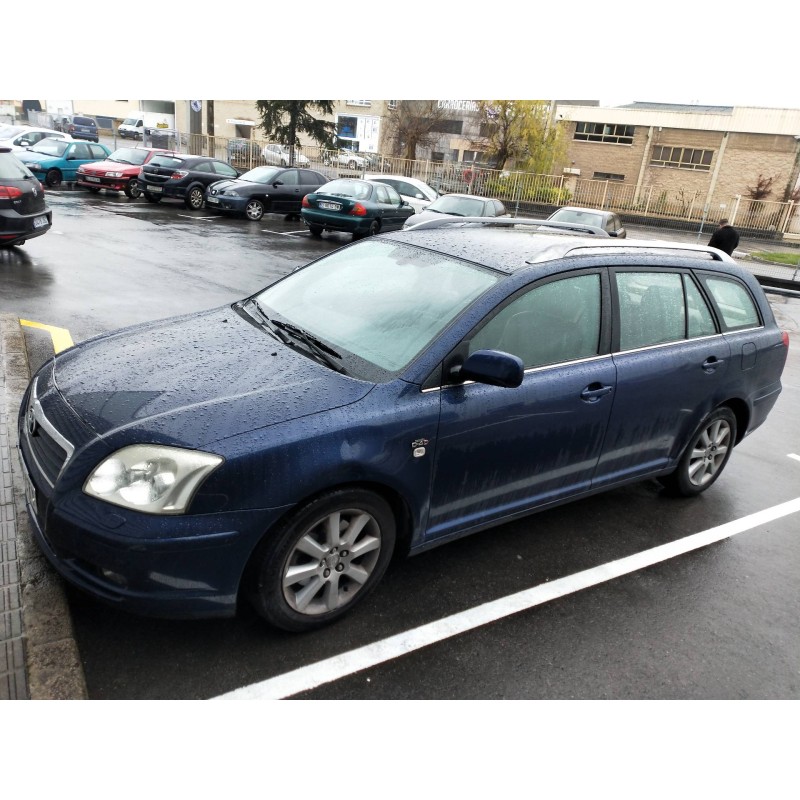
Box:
225, 190, 238, 197
27, 162, 42, 171
107, 171, 124, 178
83, 444, 223, 515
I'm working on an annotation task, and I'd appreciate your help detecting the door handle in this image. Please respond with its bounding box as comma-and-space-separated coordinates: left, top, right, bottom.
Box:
702, 356, 725, 372
580, 383, 614, 403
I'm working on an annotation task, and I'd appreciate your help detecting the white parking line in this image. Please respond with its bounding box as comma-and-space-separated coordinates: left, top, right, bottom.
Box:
260, 229, 309, 236
212, 495, 800, 701
789, 454, 800, 463
176, 215, 221, 222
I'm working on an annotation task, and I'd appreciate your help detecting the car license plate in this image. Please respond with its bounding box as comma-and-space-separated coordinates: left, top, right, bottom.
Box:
32, 215, 48, 229
147, 185, 163, 193
319, 201, 341, 211
86, 176, 101, 183
206, 196, 219, 204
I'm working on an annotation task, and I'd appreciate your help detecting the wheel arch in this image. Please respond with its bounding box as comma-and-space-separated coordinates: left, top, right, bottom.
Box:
236, 479, 414, 608
719, 397, 750, 445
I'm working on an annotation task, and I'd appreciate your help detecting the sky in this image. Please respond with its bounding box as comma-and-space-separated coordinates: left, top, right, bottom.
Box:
5, 5, 798, 111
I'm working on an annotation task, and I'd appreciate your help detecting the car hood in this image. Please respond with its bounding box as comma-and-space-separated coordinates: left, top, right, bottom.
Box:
16, 151, 59, 165
207, 179, 246, 193
52, 306, 375, 447
77, 158, 136, 174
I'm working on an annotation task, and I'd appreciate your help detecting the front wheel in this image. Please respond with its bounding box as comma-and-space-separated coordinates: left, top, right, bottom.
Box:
660, 407, 737, 496
245, 199, 264, 221
124, 179, 141, 199
246, 488, 396, 631
85, 186, 101, 194
45, 169, 62, 187
185, 186, 205, 210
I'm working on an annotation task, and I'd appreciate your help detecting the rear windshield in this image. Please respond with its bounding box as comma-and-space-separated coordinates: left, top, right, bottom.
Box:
318, 179, 372, 199
0, 154, 35, 180
73, 117, 96, 127
149, 155, 185, 169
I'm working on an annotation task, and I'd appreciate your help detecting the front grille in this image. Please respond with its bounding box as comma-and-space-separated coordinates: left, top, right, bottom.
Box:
22, 377, 75, 487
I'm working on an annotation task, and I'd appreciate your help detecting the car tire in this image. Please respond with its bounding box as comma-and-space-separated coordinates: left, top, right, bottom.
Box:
185, 186, 205, 210
246, 488, 396, 632
45, 169, 62, 188
85, 186, 101, 193
308, 224, 323, 237
245, 199, 265, 221
659, 407, 737, 497
124, 179, 141, 199
143, 192, 161, 203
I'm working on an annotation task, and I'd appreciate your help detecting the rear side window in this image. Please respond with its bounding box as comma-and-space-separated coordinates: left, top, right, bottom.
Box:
701, 276, 761, 330
0, 155, 34, 180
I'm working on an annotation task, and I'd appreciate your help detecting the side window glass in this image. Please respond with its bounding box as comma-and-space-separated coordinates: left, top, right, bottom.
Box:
617, 272, 685, 350
193, 162, 213, 173
702, 276, 760, 330
375, 185, 390, 204
90, 144, 107, 158
385, 185, 402, 205
684, 275, 717, 337
300, 170, 320, 184
468, 274, 601, 368
216, 162, 238, 177
71, 143, 91, 159
278, 169, 298, 185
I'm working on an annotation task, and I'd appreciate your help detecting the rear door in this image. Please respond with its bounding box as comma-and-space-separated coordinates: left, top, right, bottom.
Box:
593, 267, 730, 487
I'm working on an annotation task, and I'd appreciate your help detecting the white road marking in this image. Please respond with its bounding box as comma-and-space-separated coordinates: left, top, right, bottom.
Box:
789, 454, 800, 463
212, 495, 800, 701
260, 229, 308, 236
176, 215, 221, 222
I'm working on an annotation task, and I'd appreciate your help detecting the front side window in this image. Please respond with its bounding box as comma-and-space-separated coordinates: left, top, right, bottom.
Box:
468, 274, 602, 368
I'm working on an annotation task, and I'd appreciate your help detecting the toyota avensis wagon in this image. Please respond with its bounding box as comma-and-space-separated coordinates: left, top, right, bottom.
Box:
18, 219, 789, 631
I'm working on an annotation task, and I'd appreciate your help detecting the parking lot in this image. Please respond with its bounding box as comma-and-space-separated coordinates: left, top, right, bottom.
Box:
2, 186, 800, 701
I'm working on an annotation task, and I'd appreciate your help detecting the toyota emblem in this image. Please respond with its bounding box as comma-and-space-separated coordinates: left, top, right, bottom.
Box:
27, 405, 38, 436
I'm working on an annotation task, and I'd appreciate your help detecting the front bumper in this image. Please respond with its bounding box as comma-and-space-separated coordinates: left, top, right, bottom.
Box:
77, 175, 130, 192
204, 194, 250, 213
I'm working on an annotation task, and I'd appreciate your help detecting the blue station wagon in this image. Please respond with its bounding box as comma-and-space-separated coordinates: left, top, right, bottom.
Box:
18, 220, 789, 631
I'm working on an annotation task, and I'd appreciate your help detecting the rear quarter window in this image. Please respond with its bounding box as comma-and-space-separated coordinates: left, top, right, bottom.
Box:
701, 275, 761, 330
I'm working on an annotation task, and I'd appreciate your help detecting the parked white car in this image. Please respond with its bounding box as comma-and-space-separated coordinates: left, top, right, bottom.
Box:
364, 174, 440, 213
324, 149, 368, 170
261, 143, 309, 166
0, 125, 73, 152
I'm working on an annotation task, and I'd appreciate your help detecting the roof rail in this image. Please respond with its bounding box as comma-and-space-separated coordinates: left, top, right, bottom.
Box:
403, 217, 611, 236
559, 241, 733, 262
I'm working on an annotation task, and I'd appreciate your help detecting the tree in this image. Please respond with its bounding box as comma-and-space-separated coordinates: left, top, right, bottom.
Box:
383, 101, 451, 162
745, 173, 775, 201
477, 100, 567, 173
255, 101, 336, 165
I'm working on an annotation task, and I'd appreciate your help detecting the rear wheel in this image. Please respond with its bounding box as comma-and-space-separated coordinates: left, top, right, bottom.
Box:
246, 488, 396, 632
124, 179, 141, 199
143, 192, 161, 203
45, 169, 62, 187
660, 407, 737, 496
185, 186, 205, 210
245, 199, 264, 221
308, 224, 323, 237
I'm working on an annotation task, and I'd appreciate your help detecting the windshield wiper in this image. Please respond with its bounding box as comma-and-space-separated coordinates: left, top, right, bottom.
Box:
271, 320, 347, 374
238, 298, 292, 346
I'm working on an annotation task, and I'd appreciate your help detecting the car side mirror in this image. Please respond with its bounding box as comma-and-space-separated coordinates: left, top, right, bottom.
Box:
453, 350, 524, 388
273, 180, 283, 187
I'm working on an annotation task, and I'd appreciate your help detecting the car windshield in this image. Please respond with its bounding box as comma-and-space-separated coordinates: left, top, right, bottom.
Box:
28, 139, 70, 156
254, 239, 499, 377
551, 210, 604, 227
240, 166, 281, 184
109, 148, 148, 165
427, 196, 485, 216
122, 118, 138, 125
317, 179, 372, 200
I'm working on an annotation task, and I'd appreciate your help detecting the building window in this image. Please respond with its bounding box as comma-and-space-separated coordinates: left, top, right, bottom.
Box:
593, 171, 625, 181
346, 100, 371, 107
650, 145, 713, 171
574, 122, 634, 144
430, 119, 463, 135
387, 100, 398, 110
337, 116, 358, 138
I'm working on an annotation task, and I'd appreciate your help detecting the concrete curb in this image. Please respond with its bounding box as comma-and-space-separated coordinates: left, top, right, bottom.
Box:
1, 313, 87, 699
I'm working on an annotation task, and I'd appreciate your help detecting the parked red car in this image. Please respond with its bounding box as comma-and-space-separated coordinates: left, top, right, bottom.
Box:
76, 146, 173, 199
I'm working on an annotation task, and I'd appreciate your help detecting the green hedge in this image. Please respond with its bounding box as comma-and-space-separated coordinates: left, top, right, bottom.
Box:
483, 177, 571, 205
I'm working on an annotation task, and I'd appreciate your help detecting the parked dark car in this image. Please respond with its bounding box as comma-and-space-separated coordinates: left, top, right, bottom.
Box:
301, 177, 415, 239
0, 147, 52, 247
138, 153, 240, 209
206, 166, 330, 221
55, 115, 99, 143
546, 206, 627, 237
17, 220, 788, 630
76, 146, 173, 199
403, 193, 508, 228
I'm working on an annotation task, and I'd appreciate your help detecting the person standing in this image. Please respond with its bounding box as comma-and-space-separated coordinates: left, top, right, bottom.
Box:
708, 219, 740, 256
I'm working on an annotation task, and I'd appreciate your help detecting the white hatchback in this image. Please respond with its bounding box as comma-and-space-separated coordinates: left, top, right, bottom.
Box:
363, 174, 439, 213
